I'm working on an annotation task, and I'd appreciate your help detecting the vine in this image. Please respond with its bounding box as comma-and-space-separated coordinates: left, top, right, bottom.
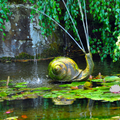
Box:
0, 0, 12, 40
29, 0, 61, 36
89, 0, 120, 61
0, 0, 119, 61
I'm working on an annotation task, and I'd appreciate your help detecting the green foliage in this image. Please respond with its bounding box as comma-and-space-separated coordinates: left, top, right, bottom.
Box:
1, 75, 120, 102
29, 0, 120, 61
0, 0, 12, 40
30, 0, 61, 36
63, 0, 80, 41
89, 0, 120, 61
15, 52, 34, 59
0, 0, 119, 61
113, 34, 120, 62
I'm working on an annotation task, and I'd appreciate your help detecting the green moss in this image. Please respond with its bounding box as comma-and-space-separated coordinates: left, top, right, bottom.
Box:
41, 43, 63, 58
0, 57, 14, 62
15, 52, 34, 59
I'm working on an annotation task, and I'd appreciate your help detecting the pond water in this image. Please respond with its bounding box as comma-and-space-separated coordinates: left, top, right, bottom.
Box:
0, 57, 120, 120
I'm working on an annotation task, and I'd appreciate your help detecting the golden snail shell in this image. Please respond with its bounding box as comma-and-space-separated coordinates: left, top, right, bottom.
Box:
48, 53, 94, 82
48, 57, 82, 81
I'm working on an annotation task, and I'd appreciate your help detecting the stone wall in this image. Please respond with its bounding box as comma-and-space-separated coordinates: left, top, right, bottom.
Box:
0, 4, 64, 58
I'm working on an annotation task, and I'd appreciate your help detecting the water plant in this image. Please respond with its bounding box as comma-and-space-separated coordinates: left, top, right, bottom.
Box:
15, 52, 34, 59
110, 85, 120, 93
1, 74, 120, 103
0, 0, 119, 61
28, 0, 120, 61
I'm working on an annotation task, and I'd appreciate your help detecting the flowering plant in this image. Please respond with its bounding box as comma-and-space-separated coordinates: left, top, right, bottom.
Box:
110, 85, 120, 93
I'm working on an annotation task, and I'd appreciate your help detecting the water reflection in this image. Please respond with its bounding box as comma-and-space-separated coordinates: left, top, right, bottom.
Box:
1, 97, 120, 120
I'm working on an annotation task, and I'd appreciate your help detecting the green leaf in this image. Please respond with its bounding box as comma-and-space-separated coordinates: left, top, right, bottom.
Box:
0, 29, 3, 31
104, 76, 120, 81
3, 33, 6, 36
16, 82, 28, 85
0, 18, 3, 23
34, 87, 51, 90
15, 85, 27, 88
2, 25, 5, 29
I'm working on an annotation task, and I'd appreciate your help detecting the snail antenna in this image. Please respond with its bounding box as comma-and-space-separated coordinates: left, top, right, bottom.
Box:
24, 6, 85, 53
84, 0, 90, 52
62, 0, 86, 53
78, 0, 90, 53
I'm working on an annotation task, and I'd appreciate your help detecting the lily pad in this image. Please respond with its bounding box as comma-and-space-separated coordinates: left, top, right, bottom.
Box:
16, 82, 28, 85
71, 81, 86, 86
59, 84, 68, 87
32, 91, 42, 93
34, 87, 51, 90
0, 92, 7, 97
43, 93, 58, 98
70, 89, 84, 93
104, 76, 120, 81
101, 81, 120, 86
91, 79, 103, 82
58, 90, 69, 93
0, 80, 13, 82
15, 85, 27, 88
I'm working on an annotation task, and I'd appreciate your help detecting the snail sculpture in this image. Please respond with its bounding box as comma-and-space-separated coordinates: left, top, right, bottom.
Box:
48, 53, 94, 82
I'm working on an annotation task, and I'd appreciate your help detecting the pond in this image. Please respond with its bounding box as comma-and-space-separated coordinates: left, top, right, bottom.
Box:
0, 57, 120, 120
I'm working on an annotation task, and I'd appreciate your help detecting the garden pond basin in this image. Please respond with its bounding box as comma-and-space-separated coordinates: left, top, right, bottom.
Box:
0, 57, 120, 120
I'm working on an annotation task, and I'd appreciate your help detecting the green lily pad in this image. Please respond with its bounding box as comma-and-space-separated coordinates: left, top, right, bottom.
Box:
92, 86, 110, 90
59, 84, 68, 87
71, 81, 86, 86
74, 95, 85, 99
26, 94, 38, 99
70, 89, 83, 93
58, 90, 69, 93
32, 91, 42, 93
15, 85, 27, 88
16, 82, 28, 85
104, 76, 120, 81
0, 79, 13, 82
0, 92, 7, 97
101, 81, 120, 86
59, 81, 86, 88
91, 79, 103, 82
52, 90, 60, 93
62, 94, 76, 99
34, 87, 51, 90
43, 93, 58, 98
18, 87, 34, 91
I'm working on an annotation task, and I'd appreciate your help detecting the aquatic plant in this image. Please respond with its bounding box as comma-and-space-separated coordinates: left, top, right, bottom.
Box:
1, 74, 120, 103
15, 52, 33, 59
113, 34, 120, 62
110, 85, 120, 93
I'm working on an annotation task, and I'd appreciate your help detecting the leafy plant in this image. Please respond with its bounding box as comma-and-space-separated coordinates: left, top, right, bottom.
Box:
1, 74, 120, 102
0, 0, 119, 61
89, 0, 120, 61
113, 34, 120, 62
0, 0, 12, 40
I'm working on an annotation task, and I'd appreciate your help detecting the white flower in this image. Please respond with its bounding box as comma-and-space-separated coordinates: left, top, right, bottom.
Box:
110, 85, 120, 93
